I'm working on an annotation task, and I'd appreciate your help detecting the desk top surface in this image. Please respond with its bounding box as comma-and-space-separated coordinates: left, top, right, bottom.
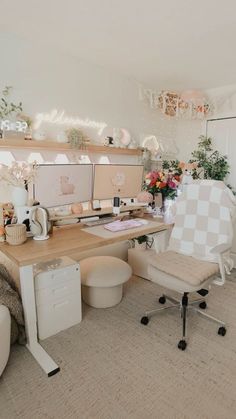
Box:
0, 219, 168, 267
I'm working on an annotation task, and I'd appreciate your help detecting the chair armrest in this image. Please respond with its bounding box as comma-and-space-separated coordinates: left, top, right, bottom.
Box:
210, 243, 231, 255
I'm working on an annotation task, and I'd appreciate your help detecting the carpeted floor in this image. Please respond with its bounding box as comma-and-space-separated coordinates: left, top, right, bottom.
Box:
1, 273, 236, 419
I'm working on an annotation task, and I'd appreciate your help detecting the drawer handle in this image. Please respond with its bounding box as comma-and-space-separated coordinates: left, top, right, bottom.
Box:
53, 301, 68, 309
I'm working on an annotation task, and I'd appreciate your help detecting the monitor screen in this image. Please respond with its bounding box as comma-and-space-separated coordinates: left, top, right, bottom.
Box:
33, 164, 93, 207
93, 164, 144, 200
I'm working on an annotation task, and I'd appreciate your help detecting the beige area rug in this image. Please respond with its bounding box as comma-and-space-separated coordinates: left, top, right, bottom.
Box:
1, 273, 236, 419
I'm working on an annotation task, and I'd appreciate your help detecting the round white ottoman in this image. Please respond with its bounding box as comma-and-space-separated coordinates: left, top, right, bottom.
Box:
80, 256, 132, 308
0, 305, 11, 376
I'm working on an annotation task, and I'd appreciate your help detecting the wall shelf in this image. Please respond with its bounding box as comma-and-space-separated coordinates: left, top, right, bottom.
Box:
0, 138, 142, 156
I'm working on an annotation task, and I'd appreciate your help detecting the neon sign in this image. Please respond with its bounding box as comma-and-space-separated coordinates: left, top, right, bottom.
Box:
34, 109, 107, 135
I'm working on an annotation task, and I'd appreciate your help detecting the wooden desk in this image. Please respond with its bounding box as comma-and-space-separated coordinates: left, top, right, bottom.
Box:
0, 220, 168, 376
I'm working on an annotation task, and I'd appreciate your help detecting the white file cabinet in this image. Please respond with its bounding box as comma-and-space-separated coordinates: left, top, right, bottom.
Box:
35, 256, 82, 340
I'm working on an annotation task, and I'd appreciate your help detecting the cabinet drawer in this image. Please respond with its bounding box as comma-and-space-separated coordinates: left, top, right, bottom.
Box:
35, 277, 81, 306
35, 264, 80, 290
36, 292, 82, 340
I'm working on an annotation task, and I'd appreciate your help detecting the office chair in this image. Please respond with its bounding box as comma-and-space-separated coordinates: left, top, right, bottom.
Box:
141, 180, 236, 350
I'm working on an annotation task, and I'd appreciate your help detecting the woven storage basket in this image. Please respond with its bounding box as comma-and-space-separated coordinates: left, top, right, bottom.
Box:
5, 224, 27, 245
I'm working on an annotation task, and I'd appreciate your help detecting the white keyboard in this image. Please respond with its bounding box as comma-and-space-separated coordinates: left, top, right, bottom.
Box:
83, 217, 115, 227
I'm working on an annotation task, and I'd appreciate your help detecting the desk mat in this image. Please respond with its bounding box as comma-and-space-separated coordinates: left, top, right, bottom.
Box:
82, 219, 164, 239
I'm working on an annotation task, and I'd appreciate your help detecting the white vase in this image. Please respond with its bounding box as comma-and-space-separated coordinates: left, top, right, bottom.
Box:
11, 186, 28, 207
163, 198, 175, 224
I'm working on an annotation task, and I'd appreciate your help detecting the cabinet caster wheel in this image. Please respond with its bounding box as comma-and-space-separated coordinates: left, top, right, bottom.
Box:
159, 296, 166, 304
141, 316, 149, 325
218, 326, 226, 336
178, 340, 187, 350
199, 301, 207, 309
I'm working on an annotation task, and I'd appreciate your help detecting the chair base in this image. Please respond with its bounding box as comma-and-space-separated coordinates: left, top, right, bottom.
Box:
141, 293, 226, 350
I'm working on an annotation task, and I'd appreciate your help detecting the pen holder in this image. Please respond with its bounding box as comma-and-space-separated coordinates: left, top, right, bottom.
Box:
5, 224, 27, 245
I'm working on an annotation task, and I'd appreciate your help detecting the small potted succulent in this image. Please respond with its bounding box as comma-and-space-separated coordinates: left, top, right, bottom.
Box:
66, 128, 90, 149
18, 113, 33, 140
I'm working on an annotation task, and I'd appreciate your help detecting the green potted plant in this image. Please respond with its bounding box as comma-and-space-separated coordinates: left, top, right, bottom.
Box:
189, 135, 230, 181
66, 128, 90, 150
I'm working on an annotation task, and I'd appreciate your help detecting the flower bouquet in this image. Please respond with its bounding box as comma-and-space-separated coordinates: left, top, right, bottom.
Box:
143, 169, 180, 200
0, 161, 37, 188
0, 161, 37, 207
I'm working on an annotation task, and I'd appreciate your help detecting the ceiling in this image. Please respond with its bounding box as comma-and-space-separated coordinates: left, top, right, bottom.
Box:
2, 0, 236, 91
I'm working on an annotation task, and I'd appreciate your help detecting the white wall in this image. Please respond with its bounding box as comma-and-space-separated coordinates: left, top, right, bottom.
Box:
175, 119, 204, 162
0, 33, 179, 202
175, 83, 236, 162
0, 33, 177, 145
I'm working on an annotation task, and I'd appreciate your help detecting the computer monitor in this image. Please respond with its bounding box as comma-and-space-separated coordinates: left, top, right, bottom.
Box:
33, 164, 93, 208
93, 164, 144, 200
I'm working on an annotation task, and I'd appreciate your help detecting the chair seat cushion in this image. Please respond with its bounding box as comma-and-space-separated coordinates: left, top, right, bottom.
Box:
149, 251, 219, 286
80, 256, 132, 287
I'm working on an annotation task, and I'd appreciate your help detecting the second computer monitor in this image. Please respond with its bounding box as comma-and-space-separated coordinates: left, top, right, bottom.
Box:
93, 164, 144, 200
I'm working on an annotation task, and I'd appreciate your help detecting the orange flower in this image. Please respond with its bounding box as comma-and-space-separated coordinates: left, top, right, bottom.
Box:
159, 181, 167, 188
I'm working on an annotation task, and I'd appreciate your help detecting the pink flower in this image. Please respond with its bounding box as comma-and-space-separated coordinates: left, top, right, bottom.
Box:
168, 180, 177, 189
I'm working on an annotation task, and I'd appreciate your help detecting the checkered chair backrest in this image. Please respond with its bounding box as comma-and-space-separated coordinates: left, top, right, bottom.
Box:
168, 180, 236, 262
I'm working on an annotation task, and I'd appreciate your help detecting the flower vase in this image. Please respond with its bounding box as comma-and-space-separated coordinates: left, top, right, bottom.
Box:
163, 198, 175, 224
11, 186, 28, 207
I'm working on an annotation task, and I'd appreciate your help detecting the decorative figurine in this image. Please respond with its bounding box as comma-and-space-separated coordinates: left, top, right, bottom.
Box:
103, 136, 114, 146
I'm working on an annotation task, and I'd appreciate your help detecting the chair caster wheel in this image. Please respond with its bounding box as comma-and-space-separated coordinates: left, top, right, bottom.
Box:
218, 326, 226, 336
141, 316, 149, 325
178, 340, 187, 350
199, 301, 207, 309
159, 296, 166, 304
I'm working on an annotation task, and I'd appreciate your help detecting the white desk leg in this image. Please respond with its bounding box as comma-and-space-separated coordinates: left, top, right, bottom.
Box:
20, 264, 60, 376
